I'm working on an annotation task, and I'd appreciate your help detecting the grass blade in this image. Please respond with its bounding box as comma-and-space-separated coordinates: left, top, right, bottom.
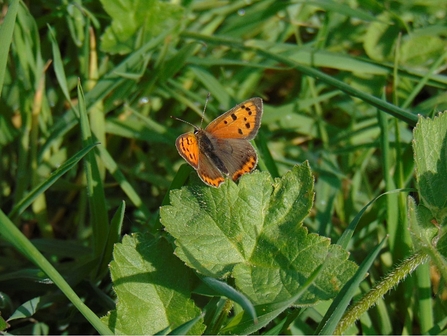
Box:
0, 210, 112, 334
317, 236, 388, 335
8, 144, 98, 219
0, 0, 19, 96
77, 81, 109, 260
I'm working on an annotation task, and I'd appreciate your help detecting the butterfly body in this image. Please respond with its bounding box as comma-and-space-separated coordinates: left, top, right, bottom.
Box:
176, 97, 263, 187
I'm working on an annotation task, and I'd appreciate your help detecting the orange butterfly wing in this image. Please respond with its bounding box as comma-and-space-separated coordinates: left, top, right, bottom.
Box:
176, 132, 226, 187
175, 132, 200, 169
205, 97, 263, 140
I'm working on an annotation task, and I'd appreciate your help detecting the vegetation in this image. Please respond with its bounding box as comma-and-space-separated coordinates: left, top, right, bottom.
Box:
0, 0, 446, 334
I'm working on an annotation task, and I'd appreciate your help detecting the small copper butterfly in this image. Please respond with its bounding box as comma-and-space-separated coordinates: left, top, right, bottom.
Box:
175, 97, 263, 187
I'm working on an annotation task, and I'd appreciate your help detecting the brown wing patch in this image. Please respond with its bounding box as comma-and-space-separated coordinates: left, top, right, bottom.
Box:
207, 138, 258, 182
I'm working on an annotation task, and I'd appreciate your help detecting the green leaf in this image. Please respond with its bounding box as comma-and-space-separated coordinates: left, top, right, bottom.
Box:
412, 112, 447, 277
0, 314, 8, 332
100, 0, 184, 54
7, 296, 53, 321
408, 197, 447, 279
407, 197, 438, 251
363, 12, 400, 62
161, 164, 357, 306
221, 263, 325, 335
102, 234, 205, 335
168, 314, 204, 335
400, 35, 445, 67
413, 112, 447, 221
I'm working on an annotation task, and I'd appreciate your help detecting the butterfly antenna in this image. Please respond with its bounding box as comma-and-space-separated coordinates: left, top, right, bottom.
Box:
199, 92, 211, 128
170, 116, 197, 129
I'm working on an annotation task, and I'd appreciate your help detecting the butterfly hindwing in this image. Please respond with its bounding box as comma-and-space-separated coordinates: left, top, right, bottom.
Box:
207, 136, 258, 181
197, 151, 225, 187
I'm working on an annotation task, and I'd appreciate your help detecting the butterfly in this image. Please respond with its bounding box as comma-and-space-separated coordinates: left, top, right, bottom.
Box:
175, 97, 263, 187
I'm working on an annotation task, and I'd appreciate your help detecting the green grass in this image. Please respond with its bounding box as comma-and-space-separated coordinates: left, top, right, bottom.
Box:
1, 0, 447, 334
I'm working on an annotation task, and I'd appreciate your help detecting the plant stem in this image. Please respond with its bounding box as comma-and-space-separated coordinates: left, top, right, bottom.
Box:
335, 250, 429, 334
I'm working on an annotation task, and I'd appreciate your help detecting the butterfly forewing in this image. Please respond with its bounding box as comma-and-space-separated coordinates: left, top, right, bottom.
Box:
176, 133, 200, 169
205, 98, 263, 140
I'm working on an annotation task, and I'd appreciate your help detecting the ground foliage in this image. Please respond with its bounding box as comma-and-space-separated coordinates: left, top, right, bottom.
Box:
0, 0, 447, 334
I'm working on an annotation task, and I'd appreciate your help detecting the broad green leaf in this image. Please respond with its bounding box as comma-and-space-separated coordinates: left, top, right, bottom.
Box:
102, 234, 205, 335
400, 35, 445, 67
411, 112, 447, 283
161, 164, 358, 306
168, 314, 204, 335
363, 12, 399, 62
7, 296, 52, 321
413, 112, 447, 221
407, 197, 438, 251
221, 263, 325, 335
100, 0, 184, 54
